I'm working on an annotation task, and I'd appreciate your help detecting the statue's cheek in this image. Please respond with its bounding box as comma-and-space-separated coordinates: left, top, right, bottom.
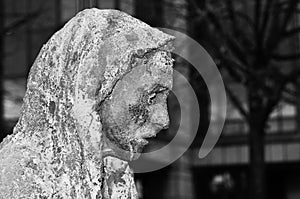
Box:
128, 103, 149, 126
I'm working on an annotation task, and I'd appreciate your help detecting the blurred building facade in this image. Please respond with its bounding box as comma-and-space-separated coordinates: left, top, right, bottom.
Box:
1, 0, 300, 199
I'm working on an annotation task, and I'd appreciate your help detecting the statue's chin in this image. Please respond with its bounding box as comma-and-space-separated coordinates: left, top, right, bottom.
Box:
102, 147, 142, 161
102, 137, 146, 161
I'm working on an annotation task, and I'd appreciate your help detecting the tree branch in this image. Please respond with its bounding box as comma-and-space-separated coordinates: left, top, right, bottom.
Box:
235, 11, 256, 30
206, 11, 250, 65
264, 0, 299, 53
260, 0, 274, 40
223, 0, 255, 51
271, 53, 300, 61
263, 79, 286, 120
225, 84, 249, 121
225, 0, 238, 36
283, 67, 300, 83
2, 11, 41, 35
264, 1, 283, 52
283, 27, 300, 38
220, 58, 245, 83
254, 0, 262, 33
281, 0, 299, 31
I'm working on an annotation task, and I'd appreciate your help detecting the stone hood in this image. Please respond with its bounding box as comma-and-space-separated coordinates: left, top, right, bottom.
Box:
0, 9, 174, 198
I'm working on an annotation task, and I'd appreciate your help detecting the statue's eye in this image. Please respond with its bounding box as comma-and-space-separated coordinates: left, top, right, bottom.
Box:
147, 93, 156, 105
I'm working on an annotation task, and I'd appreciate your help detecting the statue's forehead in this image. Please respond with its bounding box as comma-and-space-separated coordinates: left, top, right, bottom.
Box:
127, 51, 173, 89
118, 62, 173, 95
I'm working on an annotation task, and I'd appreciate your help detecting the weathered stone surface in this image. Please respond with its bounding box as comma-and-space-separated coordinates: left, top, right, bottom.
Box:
0, 9, 174, 198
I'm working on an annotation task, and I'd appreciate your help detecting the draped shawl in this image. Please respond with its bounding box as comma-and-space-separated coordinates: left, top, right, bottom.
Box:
0, 9, 174, 198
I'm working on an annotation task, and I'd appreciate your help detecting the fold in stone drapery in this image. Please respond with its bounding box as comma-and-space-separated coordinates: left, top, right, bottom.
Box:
0, 9, 174, 198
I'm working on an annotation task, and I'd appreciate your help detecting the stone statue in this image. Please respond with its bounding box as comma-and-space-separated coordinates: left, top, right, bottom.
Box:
0, 9, 174, 199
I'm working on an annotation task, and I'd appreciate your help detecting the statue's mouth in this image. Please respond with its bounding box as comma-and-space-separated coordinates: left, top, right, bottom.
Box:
139, 133, 158, 146
140, 138, 149, 146
136, 126, 163, 147
138, 133, 157, 146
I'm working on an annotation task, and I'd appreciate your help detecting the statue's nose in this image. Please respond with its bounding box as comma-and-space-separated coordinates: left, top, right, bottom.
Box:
150, 104, 170, 130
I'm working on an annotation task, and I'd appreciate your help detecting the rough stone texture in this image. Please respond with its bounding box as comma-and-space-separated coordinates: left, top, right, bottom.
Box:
100, 51, 173, 161
0, 9, 174, 198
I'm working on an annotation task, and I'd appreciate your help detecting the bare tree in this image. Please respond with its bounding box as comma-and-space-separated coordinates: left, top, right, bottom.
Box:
188, 0, 300, 199
0, 0, 4, 136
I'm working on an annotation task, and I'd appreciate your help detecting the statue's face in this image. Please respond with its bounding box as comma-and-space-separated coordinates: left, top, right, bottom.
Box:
100, 51, 173, 159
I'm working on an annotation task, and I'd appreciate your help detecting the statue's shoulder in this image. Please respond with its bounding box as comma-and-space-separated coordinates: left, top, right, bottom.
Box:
0, 138, 54, 198
0, 141, 30, 197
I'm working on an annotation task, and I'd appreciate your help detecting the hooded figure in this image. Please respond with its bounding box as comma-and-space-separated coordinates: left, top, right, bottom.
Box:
0, 9, 174, 198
